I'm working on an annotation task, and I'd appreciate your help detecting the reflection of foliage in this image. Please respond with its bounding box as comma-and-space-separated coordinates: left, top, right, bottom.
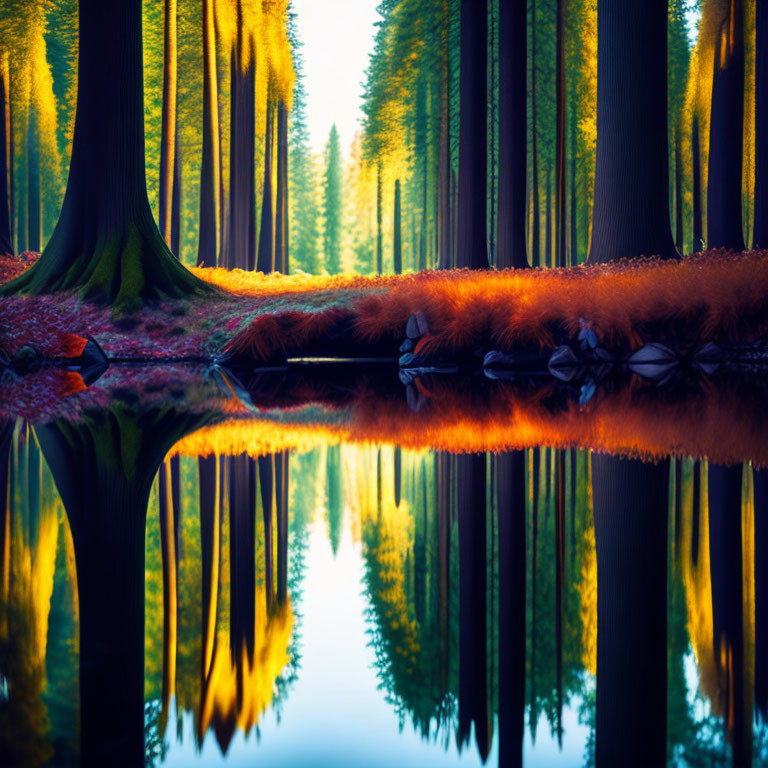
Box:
143, 699, 168, 767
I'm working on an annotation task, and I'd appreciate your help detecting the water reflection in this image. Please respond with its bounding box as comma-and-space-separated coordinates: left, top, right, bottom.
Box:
1, 369, 768, 766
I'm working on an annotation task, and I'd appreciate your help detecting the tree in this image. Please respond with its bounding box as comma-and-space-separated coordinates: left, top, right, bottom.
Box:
496, 0, 527, 269
588, 0, 676, 263
707, 0, 745, 251
1, 0, 214, 308
323, 124, 343, 274
196, 0, 221, 268
754, 0, 767, 247
0, 54, 11, 255
159, 0, 178, 251
393, 178, 402, 273
456, 0, 487, 269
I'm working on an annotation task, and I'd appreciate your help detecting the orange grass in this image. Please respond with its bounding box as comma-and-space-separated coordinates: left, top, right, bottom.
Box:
171, 378, 768, 467
203, 251, 768, 358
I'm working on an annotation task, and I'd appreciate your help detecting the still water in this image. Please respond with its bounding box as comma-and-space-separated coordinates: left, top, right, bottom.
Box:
1, 368, 768, 766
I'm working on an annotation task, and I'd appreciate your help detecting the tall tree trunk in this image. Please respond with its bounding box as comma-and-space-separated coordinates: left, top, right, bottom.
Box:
496, 0, 527, 269
393, 179, 402, 274
228, 19, 257, 271
2, 0, 212, 306
437, 21, 451, 270
569, 104, 578, 266
171, 131, 181, 257
276, 450, 289, 604
457, 0, 488, 269
497, 451, 525, 768
197, 0, 220, 267
588, 0, 676, 263
257, 98, 275, 273
376, 163, 383, 273
26, 108, 41, 252
753, 0, 767, 246
675, 123, 683, 253
159, 0, 177, 248
531, 0, 540, 268
0, 55, 11, 254
276, 99, 289, 273
159, 459, 178, 735
707, 0, 745, 251
592, 455, 668, 766
555, 0, 566, 269
545, 171, 552, 268
692, 115, 702, 251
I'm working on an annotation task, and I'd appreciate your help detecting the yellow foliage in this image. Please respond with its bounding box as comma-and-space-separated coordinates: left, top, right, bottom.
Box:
577, 523, 597, 676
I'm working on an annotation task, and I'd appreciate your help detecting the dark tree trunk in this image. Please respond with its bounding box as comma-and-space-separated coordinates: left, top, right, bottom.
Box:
555, 449, 565, 743
675, 124, 683, 253
376, 164, 383, 273
437, 25, 452, 270
569, 106, 578, 265
457, 452, 490, 760
228, 22, 256, 271
0, 57, 11, 255
555, 0, 566, 269
393, 179, 402, 274
497, 451, 525, 768
257, 98, 275, 273
708, 463, 750, 765
692, 115, 702, 251
707, 0, 745, 252
159, 0, 177, 248
588, 0, 676, 263
276, 99, 289, 274
3, 0, 213, 306
545, 173, 552, 268
754, 0, 768, 247
691, 459, 701, 566
457, 0, 488, 270
170, 132, 181, 257
531, 0, 540, 268
529, 449, 539, 738
197, 0, 220, 267
394, 445, 402, 506
496, 0, 527, 269
36, 407, 208, 765
592, 455, 668, 767
756, 468, 768, 719
26, 108, 41, 252
229, 454, 256, 657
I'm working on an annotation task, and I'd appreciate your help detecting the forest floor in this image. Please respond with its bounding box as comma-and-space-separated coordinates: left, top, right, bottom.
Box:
1, 249, 767, 364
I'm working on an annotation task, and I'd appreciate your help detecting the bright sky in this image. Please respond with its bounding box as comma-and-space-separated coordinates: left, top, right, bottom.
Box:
291, 0, 381, 155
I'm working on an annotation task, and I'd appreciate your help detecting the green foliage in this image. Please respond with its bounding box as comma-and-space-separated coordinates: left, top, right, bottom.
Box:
322, 124, 343, 274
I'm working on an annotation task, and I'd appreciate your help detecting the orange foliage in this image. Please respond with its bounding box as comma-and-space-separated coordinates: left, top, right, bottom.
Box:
196, 251, 768, 359
171, 376, 768, 468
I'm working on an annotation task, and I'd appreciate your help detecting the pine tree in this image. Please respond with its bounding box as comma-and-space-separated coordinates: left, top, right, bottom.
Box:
323, 124, 343, 274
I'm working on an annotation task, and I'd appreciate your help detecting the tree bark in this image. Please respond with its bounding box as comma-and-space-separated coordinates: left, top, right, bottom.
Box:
592, 454, 668, 767
707, 0, 745, 251
0, 55, 11, 255
393, 179, 402, 274
692, 115, 702, 251
755, 468, 768, 719
588, 0, 676, 263
159, 0, 177, 248
197, 0, 221, 267
257, 98, 275, 273
376, 163, 383, 273
276, 99, 289, 274
228, 19, 257, 271
2, 0, 213, 307
754, 0, 767, 247
555, 0, 566, 269
26, 107, 41, 252
496, 0, 527, 269
457, 0, 488, 269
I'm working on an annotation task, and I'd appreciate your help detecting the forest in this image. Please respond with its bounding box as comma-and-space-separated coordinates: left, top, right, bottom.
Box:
1, 0, 768, 767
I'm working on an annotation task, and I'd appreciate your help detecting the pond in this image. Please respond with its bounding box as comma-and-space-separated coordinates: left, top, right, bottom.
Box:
1, 363, 767, 767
